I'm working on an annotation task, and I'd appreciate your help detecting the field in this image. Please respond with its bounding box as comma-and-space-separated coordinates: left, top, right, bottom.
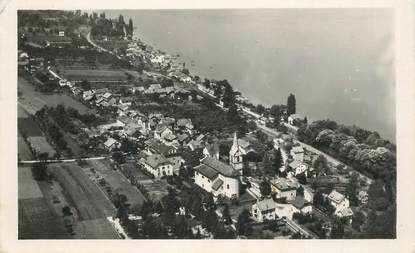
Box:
18, 166, 70, 239
18, 117, 43, 137
49, 163, 116, 220
73, 218, 120, 239
18, 77, 92, 115
27, 136, 56, 156
19, 198, 70, 239
18, 166, 43, 200
88, 160, 146, 208
60, 69, 128, 82
18, 133, 33, 160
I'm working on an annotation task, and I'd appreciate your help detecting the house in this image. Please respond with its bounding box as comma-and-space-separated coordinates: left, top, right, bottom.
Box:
289, 196, 313, 215
358, 190, 369, 204
104, 138, 120, 150
166, 156, 185, 175
288, 161, 308, 176
83, 90, 95, 101
146, 139, 178, 157
187, 139, 204, 151
270, 177, 299, 201
252, 198, 277, 222
275, 203, 298, 220
154, 124, 173, 140
194, 157, 240, 198
203, 142, 220, 160
327, 190, 350, 212
290, 146, 304, 162
335, 207, 354, 223
142, 154, 173, 178
177, 133, 190, 144
177, 118, 194, 130
288, 114, 302, 125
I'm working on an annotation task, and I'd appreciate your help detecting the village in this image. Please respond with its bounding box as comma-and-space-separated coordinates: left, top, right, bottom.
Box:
17, 10, 395, 240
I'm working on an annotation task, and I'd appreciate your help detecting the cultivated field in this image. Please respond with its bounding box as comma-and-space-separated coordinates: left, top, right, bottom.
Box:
73, 218, 120, 239
19, 198, 70, 239
18, 166, 43, 200
88, 160, 146, 207
18, 77, 92, 115
60, 69, 128, 82
18, 117, 43, 137
18, 133, 33, 160
49, 163, 116, 220
27, 136, 56, 156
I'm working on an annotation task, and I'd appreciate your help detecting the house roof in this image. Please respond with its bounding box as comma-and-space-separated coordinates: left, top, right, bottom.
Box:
328, 190, 346, 204
145, 154, 171, 168
337, 207, 354, 217
204, 142, 220, 155
177, 118, 192, 127
271, 177, 299, 191
194, 164, 219, 180
256, 198, 276, 212
146, 139, 176, 156
211, 178, 224, 191
291, 146, 304, 154
289, 196, 310, 210
200, 157, 240, 178
288, 160, 302, 169
104, 138, 117, 148
177, 133, 189, 142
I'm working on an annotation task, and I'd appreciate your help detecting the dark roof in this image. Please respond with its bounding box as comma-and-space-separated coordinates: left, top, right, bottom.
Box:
146, 139, 176, 156
195, 164, 219, 180
200, 157, 240, 178
211, 178, 224, 191
145, 154, 171, 168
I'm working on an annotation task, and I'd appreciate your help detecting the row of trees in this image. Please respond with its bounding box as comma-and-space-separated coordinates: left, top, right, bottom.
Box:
90, 13, 134, 37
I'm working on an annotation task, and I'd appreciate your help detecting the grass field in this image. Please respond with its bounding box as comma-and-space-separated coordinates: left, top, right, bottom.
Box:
49, 163, 116, 220
18, 197, 70, 239
27, 136, 56, 156
88, 160, 146, 208
18, 133, 33, 160
18, 77, 92, 115
73, 218, 120, 239
18, 117, 43, 137
60, 69, 128, 82
18, 166, 43, 200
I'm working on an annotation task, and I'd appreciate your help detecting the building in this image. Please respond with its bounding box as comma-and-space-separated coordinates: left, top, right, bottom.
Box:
194, 157, 240, 198
288, 114, 302, 125
166, 156, 185, 175
289, 196, 313, 215
290, 146, 304, 162
142, 154, 173, 178
327, 190, 350, 212
229, 132, 248, 173
270, 177, 299, 201
252, 198, 277, 222
146, 139, 178, 157
203, 141, 220, 160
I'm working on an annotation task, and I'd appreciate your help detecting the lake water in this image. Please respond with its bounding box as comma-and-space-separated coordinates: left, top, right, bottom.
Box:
104, 9, 395, 141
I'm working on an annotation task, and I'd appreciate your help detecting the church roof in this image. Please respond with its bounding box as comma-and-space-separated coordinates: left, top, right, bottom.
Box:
200, 157, 240, 178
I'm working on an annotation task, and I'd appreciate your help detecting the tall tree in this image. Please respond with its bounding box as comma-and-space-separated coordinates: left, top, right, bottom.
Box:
128, 18, 133, 36
222, 204, 233, 225
273, 148, 283, 173
237, 209, 253, 236
259, 179, 271, 197
287, 93, 296, 115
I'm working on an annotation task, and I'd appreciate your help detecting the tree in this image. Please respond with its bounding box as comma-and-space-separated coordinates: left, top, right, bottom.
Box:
31, 162, 47, 181
80, 80, 91, 91
273, 148, 282, 173
313, 191, 324, 206
287, 93, 296, 115
237, 209, 253, 236
222, 204, 233, 225
313, 155, 328, 176
62, 206, 72, 216
331, 218, 345, 239
346, 172, 359, 206
112, 151, 125, 164
128, 18, 134, 36
260, 179, 271, 197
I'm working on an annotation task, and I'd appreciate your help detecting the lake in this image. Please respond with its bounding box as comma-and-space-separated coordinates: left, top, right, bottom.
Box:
104, 9, 395, 141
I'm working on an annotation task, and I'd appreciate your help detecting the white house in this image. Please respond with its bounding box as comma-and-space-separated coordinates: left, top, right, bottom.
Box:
327, 190, 350, 212
104, 138, 120, 150
271, 177, 299, 201
290, 146, 304, 162
252, 198, 277, 222
142, 154, 173, 178
194, 157, 240, 198
288, 114, 302, 125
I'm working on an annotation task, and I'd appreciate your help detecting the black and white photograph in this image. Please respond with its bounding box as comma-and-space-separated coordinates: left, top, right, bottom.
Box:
1, 0, 414, 252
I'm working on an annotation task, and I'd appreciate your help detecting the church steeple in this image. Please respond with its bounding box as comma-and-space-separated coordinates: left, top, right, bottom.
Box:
229, 132, 244, 173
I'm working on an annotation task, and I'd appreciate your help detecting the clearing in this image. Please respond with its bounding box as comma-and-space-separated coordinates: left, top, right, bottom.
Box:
87, 159, 146, 208
18, 166, 43, 200
49, 163, 116, 220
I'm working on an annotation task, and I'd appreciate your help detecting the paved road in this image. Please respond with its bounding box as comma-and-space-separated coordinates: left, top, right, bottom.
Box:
19, 156, 107, 164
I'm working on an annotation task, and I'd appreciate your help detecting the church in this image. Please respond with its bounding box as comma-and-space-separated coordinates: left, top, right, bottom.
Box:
229, 132, 254, 173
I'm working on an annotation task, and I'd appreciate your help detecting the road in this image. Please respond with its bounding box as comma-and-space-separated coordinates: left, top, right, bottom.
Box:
285, 219, 318, 239
19, 156, 107, 164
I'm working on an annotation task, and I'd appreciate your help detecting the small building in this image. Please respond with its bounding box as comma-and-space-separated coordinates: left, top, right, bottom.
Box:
166, 156, 185, 175
252, 198, 277, 222
290, 145, 305, 162
142, 154, 173, 178
270, 177, 299, 201
335, 207, 354, 223
327, 190, 350, 212
203, 141, 220, 160
194, 157, 240, 198
104, 138, 120, 150
288, 114, 302, 125
289, 196, 313, 215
